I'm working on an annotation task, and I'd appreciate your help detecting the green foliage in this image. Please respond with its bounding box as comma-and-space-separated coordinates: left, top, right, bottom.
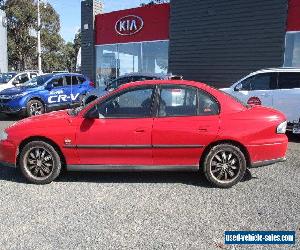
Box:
141, 0, 169, 6
4, 0, 78, 73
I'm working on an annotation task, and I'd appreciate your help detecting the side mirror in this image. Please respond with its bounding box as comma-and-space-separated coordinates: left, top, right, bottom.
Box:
12, 80, 20, 85
45, 83, 54, 90
84, 106, 99, 119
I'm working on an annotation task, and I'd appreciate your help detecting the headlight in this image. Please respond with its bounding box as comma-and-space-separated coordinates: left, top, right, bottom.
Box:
0, 131, 8, 141
277, 121, 287, 134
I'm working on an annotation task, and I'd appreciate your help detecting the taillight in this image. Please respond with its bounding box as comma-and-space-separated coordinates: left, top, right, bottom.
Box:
89, 81, 95, 88
277, 121, 287, 134
247, 96, 261, 106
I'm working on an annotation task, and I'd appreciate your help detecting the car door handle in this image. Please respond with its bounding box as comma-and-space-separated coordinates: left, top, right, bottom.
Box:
198, 127, 208, 132
135, 128, 146, 133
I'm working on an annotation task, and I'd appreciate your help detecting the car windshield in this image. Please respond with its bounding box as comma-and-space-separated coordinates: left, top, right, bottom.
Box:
0, 73, 16, 84
22, 74, 53, 88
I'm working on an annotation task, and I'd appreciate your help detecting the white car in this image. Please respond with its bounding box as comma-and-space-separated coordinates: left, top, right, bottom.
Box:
0, 71, 39, 92
221, 68, 300, 134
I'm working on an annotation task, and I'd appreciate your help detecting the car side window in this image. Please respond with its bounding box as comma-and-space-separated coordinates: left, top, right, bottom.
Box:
278, 73, 300, 89
236, 77, 253, 91
251, 73, 275, 90
158, 86, 197, 117
198, 90, 220, 115
30, 73, 37, 78
66, 76, 79, 86
51, 77, 64, 88
96, 87, 155, 118
18, 73, 30, 83
77, 76, 86, 84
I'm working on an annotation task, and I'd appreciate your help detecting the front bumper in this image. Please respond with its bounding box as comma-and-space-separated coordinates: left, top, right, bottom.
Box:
0, 140, 17, 167
0, 161, 16, 168
0, 104, 26, 115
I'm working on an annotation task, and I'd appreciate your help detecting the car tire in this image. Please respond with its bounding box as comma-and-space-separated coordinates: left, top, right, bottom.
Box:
19, 141, 62, 184
26, 99, 45, 117
203, 143, 247, 188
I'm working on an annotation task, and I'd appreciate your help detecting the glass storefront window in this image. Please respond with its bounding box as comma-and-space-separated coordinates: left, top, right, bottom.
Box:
118, 43, 142, 75
96, 44, 118, 86
284, 32, 300, 67
143, 41, 169, 74
96, 40, 169, 87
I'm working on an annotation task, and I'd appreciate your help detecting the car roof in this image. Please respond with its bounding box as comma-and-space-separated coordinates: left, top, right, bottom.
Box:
51, 72, 84, 77
252, 67, 300, 73
119, 79, 206, 89
119, 72, 170, 78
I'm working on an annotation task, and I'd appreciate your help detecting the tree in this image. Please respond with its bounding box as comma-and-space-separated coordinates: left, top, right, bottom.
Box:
3, 0, 69, 72
5, 0, 37, 70
73, 29, 81, 59
141, 0, 169, 6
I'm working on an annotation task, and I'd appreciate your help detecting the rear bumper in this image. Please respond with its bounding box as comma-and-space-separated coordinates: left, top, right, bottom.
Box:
247, 138, 288, 167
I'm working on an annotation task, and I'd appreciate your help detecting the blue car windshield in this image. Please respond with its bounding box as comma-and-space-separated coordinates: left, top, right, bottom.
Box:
0, 73, 16, 84
22, 74, 54, 88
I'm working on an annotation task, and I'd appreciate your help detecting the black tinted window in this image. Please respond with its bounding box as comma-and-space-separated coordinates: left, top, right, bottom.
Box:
237, 77, 252, 91
251, 74, 273, 90
65, 76, 79, 85
278, 73, 300, 89
159, 86, 197, 117
78, 76, 85, 84
18, 74, 29, 83
97, 87, 154, 118
72, 76, 79, 85
51, 77, 64, 87
198, 91, 220, 115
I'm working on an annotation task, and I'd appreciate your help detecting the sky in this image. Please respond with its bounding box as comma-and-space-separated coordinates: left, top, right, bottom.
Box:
47, 0, 144, 43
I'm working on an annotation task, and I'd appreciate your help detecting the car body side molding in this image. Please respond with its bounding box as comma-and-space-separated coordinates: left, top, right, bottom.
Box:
63, 144, 205, 149
67, 164, 199, 172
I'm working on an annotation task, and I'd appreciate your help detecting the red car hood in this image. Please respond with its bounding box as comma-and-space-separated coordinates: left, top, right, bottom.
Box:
7, 110, 72, 132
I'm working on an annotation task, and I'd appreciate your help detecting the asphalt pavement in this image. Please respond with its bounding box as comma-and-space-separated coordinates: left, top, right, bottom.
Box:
0, 114, 299, 250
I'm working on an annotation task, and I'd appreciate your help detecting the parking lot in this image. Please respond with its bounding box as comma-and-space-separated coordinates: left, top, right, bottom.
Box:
0, 114, 299, 250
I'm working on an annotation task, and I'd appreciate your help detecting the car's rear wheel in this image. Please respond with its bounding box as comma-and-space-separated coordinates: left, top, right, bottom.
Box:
19, 141, 62, 184
26, 99, 45, 117
203, 144, 246, 188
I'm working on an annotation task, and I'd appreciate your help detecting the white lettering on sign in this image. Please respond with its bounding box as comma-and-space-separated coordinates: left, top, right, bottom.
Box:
48, 93, 80, 104
115, 15, 144, 36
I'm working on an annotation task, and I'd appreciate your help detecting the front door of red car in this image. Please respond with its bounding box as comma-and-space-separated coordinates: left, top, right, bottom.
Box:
152, 85, 220, 168
75, 86, 155, 166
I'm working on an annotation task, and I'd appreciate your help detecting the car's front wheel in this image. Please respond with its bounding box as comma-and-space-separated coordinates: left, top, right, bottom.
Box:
19, 141, 62, 184
203, 143, 247, 188
26, 99, 45, 117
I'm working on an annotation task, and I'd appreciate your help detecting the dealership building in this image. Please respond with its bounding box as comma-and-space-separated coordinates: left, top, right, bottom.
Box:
81, 0, 300, 88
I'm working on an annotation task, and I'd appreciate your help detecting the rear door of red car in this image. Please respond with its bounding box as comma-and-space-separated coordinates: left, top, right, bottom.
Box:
152, 85, 220, 168
75, 86, 155, 166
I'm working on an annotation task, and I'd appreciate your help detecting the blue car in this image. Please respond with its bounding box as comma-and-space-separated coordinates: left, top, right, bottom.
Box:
0, 73, 94, 117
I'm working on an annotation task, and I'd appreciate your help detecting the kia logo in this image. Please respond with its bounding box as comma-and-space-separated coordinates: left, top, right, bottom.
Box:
115, 15, 144, 36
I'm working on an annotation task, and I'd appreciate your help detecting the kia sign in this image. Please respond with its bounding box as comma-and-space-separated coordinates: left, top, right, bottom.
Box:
115, 15, 144, 36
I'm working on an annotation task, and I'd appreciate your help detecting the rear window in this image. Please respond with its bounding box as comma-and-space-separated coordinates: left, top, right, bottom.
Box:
278, 73, 300, 89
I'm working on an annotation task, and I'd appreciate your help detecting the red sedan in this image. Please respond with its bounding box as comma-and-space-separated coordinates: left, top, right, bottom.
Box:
0, 80, 288, 188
